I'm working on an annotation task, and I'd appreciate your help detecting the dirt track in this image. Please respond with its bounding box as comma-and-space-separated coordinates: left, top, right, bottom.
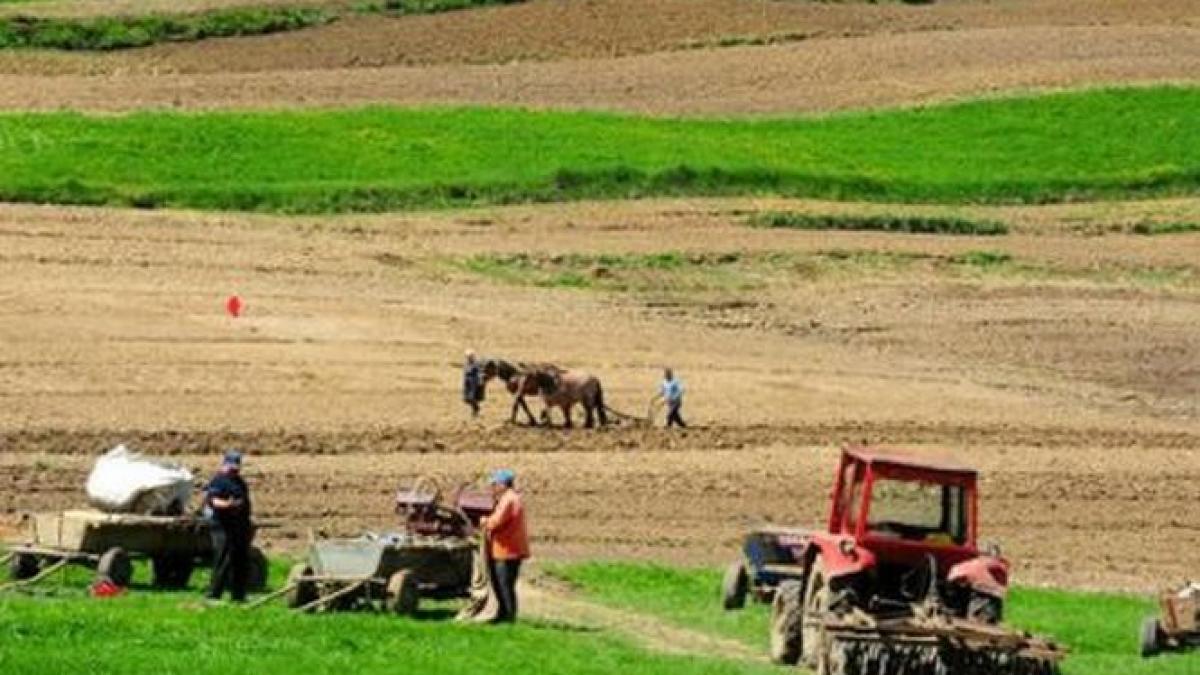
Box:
1, 197, 1198, 592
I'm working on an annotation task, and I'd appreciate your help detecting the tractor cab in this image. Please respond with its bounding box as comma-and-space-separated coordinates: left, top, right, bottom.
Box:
827, 446, 1005, 610
831, 447, 978, 562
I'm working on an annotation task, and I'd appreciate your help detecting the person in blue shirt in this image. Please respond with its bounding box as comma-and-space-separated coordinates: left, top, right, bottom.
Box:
203, 450, 253, 603
652, 367, 687, 428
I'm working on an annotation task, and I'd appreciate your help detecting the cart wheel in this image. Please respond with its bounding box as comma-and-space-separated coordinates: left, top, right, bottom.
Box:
97, 547, 133, 587
285, 563, 317, 610
385, 570, 419, 616
8, 552, 40, 581
722, 561, 749, 610
1141, 616, 1164, 657
247, 547, 269, 592
151, 555, 195, 590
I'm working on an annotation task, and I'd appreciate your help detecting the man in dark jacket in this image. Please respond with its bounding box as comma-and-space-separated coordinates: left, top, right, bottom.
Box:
463, 349, 485, 418
204, 450, 253, 603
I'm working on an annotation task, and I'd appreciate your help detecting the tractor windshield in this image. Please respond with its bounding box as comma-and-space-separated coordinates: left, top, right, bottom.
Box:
867, 478, 967, 545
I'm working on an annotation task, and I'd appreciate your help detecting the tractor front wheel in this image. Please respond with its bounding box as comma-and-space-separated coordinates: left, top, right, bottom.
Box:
722, 561, 748, 610
802, 557, 832, 674
1141, 616, 1164, 657
769, 580, 804, 665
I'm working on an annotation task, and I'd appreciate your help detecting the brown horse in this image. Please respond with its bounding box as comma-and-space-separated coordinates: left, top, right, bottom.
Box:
530, 368, 608, 428
480, 358, 556, 426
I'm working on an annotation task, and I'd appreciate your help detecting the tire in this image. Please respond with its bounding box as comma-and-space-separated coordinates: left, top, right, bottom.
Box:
769, 580, 804, 665
802, 557, 832, 674
247, 547, 269, 592
8, 552, 40, 581
722, 561, 749, 610
151, 555, 195, 590
968, 593, 1003, 624
285, 563, 317, 610
97, 547, 133, 587
385, 570, 420, 616
1140, 616, 1163, 658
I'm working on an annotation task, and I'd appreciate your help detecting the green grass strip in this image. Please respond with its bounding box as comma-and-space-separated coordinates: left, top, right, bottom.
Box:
549, 562, 1198, 675
0, 0, 523, 51
749, 211, 1008, 235
0, 86, 1197, 212
1131, 221, 1200, 235
0, 6, 333, 50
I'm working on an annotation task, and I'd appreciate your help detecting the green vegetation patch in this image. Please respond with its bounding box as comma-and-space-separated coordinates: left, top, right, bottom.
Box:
358, 0, 524, 15
0, 7, 333, 50
549, 562, 1197, 675
455, 247, 1198, 294
455, 251, 778, 292
0, 0, 523, 51
749, 211, 1008, 235
1131, 221, 1200, 236
0, 87, 1198, 211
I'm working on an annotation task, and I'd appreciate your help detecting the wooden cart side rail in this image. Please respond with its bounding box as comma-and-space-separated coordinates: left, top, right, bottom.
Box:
6, 545, 105, 563
0, 558, 70, 593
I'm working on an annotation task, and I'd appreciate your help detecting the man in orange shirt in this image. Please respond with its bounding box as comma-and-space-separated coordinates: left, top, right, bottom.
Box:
481, 468, 529, 623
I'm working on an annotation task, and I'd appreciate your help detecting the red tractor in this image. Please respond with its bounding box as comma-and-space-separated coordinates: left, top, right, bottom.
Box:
723, 446, 1063, 675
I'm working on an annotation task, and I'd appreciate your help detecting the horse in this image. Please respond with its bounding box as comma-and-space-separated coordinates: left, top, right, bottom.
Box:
530, 368, 608, 429
480, 357, 550, 426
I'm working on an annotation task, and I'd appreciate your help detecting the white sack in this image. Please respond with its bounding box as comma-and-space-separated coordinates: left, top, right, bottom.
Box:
85, 445, 194, 515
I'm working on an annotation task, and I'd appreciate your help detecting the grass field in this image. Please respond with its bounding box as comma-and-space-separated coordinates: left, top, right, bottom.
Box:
548, 562, 1200, 675
0, 86, 1195, 213
0, 561, 772, 675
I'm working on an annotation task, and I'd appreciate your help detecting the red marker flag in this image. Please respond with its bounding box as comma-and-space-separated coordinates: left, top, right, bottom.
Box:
226, 295, 243, 318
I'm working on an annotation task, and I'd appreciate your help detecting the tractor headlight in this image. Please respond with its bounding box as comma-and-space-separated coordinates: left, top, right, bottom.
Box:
839, 539, 857, 558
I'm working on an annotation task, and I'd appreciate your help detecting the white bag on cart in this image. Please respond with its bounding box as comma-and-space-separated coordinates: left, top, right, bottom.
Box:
85, 445, 194, 515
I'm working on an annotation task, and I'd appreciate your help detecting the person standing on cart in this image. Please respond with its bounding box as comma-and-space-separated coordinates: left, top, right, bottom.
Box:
203, 450, 253, 603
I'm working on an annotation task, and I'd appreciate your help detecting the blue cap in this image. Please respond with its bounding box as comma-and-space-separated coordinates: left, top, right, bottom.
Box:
490, 469, 515, 487
222, 450, 243, 468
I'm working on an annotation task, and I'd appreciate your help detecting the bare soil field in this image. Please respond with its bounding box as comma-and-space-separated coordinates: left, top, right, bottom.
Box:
0, 0, 1196, 114
1, 197, 1197, 592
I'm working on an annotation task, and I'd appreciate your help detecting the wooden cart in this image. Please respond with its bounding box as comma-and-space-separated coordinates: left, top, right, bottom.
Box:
278, 535, 475, 615
2, 510, 267, 591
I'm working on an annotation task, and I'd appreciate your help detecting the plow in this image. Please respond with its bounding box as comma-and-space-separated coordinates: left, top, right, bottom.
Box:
727, 446, 1064, 675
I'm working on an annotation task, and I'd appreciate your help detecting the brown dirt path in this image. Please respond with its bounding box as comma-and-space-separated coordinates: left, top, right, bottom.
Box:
1, 25, 1196, 114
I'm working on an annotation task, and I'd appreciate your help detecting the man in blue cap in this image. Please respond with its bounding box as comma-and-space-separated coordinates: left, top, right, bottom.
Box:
480, 468, 529, 622
203, 450, 253, 603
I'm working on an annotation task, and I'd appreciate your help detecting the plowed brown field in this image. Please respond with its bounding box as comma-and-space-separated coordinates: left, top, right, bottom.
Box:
1, 198, 1198, 592
0, 0, 1196, 113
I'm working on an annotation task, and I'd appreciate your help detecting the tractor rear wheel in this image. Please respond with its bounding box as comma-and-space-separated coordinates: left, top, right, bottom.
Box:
769, 579, 804, 665
1140, 616, 1164, 657
722, 561, 748, 610
802, 557, 832, 674
386, 570, 420, 616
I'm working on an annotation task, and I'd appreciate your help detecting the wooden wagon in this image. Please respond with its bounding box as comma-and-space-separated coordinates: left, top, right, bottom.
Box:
2, 510, 267, 591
